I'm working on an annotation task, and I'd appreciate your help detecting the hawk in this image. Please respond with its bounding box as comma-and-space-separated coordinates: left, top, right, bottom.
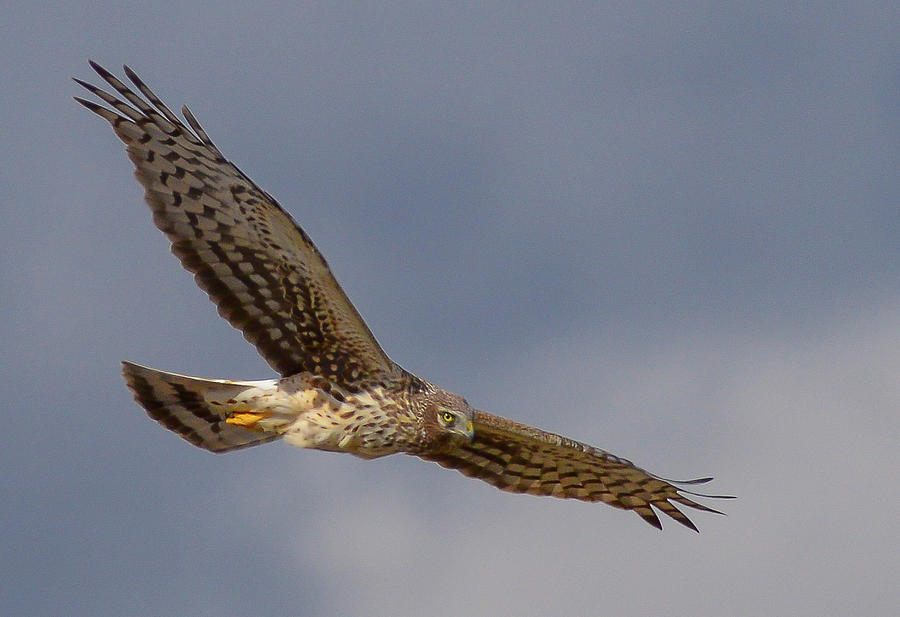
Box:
75, 61, 730, 531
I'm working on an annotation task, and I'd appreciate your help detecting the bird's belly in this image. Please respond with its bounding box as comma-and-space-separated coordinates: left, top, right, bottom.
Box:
267, 375, 406, 458
280, 402, 400, 459
281, 415, 347, 450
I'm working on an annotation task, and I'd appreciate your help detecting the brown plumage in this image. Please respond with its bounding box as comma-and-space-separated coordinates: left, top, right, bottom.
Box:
76, 61, 731, 531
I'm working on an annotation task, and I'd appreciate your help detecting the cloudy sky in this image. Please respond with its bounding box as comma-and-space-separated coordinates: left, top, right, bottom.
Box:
2, 2, 898, 616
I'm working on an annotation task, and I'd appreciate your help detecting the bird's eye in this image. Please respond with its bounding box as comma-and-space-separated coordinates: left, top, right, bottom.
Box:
440, 411, 455, 425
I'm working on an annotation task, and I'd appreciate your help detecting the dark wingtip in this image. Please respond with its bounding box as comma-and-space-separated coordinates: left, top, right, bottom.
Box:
72, 96, 102, 112
678, 476, 715, 485
636, 507, 664, 530
663, 475, 736, 501
681, 518, 701, 533
88, 59, 106, 74
123, 64, 139, 82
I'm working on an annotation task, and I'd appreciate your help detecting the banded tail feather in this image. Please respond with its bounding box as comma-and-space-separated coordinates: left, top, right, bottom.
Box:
122, 361, 282, 453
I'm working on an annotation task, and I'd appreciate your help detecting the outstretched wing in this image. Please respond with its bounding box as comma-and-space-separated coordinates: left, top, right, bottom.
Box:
74, 62, 394, 386
422, 411, 731, 531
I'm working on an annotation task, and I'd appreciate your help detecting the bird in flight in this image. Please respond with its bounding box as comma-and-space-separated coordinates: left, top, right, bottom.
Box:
75, 61, 730, 531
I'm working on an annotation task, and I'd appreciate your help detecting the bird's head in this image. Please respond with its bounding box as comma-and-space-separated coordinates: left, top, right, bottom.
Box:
421, 390, 475, 449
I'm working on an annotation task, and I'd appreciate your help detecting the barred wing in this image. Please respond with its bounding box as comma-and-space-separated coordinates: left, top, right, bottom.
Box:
75, 62, 394, 386
424, 411, 730, 531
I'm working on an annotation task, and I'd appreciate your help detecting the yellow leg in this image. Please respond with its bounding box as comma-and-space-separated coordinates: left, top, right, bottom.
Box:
225, 411, 272, 431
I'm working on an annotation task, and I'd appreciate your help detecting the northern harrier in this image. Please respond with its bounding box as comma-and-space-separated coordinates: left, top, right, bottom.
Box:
75, 61, 730, 531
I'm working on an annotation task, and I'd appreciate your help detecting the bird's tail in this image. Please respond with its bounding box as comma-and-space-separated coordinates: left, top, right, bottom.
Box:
122, 361, 283, 453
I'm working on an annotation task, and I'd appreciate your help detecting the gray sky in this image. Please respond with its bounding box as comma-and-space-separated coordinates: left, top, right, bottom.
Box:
2, 2, 898, 615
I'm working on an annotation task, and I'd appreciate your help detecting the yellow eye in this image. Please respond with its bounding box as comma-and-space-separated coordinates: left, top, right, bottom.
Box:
440, 411, 455, 425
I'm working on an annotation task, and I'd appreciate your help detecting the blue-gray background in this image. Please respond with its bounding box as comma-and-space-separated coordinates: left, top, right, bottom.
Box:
2, 3, 898, 615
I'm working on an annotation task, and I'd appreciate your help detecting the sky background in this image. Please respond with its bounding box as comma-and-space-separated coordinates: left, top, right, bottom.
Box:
2, 2, 899, 616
